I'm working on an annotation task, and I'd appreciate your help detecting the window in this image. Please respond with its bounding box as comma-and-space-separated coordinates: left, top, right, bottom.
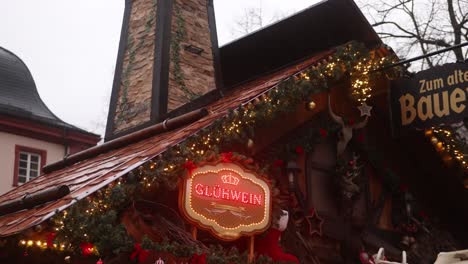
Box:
14, 145, 46, 186
18, 152, 41, 184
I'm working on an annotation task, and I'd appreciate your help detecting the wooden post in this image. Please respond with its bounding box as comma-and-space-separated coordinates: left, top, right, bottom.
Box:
248, 236, 255, 263
191, 226, 198, 240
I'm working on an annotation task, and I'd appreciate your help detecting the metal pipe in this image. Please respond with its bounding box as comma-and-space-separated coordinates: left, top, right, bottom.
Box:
375, 41, 468, 72
0, 185, 70, 216
43, 108, 209, 173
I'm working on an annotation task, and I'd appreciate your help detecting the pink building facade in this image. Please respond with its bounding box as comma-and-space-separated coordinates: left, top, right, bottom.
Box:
0, 47, 100, 194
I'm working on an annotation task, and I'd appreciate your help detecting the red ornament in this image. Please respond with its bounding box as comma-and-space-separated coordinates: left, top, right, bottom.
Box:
295, 146, 304, 155
46, 232, 56, 248
183, 161, 197, 174
80, 242, 94, 256
220, 152, 233, 162
130, 243, 150, 263
190, 253, 207, 264
359, 250, 375, 264
273, 160, 284, 168
96, 259, 103, 264
319, 128, 328, 138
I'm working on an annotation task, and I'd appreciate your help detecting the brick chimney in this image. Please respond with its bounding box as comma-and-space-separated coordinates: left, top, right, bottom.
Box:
105, 0, 222, 140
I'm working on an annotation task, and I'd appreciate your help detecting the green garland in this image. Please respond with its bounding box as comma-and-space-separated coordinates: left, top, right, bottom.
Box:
141, 238, 277, 264
141, 41, 398, 189
52, 184, 138, 256
45, 41, 399, 260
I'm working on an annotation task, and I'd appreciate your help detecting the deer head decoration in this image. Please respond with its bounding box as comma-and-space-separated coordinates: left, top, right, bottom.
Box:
328, 95, 368, 157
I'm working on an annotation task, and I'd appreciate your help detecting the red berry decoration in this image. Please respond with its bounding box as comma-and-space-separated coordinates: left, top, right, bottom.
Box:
295, 146, 304, 155
319, 128, 328, 138
273, 160, 284, 167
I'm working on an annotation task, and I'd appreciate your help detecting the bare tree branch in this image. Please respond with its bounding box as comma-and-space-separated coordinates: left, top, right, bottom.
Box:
419, 38, 452, 47
372, 21, 417, 37
363, 0, 467, 69
376, 0, 411, 13
447, 0, 465, 60
377, 32, 415, 38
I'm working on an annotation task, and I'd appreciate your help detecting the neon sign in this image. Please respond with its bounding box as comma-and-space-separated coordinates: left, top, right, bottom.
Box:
180, 162, 271, 241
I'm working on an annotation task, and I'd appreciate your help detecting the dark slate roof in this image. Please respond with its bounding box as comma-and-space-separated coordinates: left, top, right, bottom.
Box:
0, 46, 94, 135
220, 0, 381, 88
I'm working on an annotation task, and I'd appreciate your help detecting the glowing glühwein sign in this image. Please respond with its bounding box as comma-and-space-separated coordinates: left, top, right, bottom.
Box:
180, 162, 271, 241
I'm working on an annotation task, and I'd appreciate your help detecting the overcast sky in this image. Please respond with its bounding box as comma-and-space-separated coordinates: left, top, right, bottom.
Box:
0, 0, 322, 137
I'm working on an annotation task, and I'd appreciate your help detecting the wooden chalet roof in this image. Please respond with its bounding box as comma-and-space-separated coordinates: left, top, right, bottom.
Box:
0, 50, 333, 237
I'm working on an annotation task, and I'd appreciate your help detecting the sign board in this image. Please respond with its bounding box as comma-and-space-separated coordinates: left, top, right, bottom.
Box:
180, 162, 271, 241
390, 63, 468, 132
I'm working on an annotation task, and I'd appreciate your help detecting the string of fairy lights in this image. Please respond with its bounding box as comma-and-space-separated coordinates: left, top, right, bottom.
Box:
18, 239, 67, 251
20, 41, 468, 261
425, 128, 468, 174
17, 41, 399, 258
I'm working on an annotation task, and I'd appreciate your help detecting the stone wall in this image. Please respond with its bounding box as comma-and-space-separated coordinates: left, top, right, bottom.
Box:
113, 0, 157, 133
110, 0, 217, 135
167, 0, 216, 111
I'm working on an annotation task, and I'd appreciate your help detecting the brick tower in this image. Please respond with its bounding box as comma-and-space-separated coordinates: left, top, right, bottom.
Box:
105, 0, 222, 140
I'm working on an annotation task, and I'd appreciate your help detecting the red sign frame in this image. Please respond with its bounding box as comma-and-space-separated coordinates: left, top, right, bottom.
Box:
179, 162, 271, 241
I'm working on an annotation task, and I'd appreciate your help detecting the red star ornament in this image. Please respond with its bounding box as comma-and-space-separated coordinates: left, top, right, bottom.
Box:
306, 208, 324, 237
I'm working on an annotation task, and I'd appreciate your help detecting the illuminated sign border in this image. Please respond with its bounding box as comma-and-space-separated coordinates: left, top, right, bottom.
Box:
179, 162, 271, 241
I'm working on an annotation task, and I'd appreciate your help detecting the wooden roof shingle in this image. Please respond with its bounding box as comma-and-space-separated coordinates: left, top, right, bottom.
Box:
0, 50, 332, 237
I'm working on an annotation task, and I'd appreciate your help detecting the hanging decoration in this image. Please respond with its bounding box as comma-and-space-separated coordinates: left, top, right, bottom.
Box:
305, 208, 324, 237
247, 138, 255, 150
349, 49, 392, 103
338, 153, 363, 200
319, 128, 328, 138
189, 253, 206, 264
130, 243, 151, 263
295, 146, 305, 155
255, 210, 299, 263
358, 102, 373, 117
79, 242, 95, 256
328, 95, 369, 157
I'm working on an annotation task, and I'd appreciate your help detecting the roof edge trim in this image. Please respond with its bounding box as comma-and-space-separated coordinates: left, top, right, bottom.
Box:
43, 108, 209, 174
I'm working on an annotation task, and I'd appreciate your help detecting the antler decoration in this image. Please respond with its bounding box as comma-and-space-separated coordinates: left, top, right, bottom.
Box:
374, 248, 408, 264
328, 95, 369, 157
